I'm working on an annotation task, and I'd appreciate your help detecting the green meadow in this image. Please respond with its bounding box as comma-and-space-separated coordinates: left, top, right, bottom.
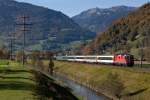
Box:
0, 60, 78, 100
0, 61, 36, 100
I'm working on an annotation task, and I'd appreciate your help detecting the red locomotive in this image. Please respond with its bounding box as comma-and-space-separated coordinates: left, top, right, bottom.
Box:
113, 54, 134, 66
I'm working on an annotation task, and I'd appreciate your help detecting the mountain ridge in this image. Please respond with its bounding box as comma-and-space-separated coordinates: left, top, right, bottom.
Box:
0, 0, 95, 51
72, 6, 136, 33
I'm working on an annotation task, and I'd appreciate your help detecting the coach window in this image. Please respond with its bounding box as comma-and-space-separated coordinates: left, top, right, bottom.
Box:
76, 57, 83, 59
69, 57, 75, 59
98, 57, 112, 60
85, 57, 95, 59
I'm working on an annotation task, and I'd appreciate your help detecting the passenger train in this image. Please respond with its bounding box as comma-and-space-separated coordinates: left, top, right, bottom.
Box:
56, 54, 134, 67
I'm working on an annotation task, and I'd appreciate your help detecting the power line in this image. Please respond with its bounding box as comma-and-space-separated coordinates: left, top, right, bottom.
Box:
8, 32, 16, 60
16, 15, 32, 65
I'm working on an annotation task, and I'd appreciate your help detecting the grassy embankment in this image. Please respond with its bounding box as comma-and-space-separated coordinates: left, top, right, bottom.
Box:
52, 61, 150, 100
0, 60, 78, 100
0, 60, 35, 100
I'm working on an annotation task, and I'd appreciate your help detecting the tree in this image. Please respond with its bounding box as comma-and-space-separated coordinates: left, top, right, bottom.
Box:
42, 52, 55, 75
31, 51, 41, 66
0, 49, 5, 59
48, 56, 54, 76
0, 48, 9, 59
30, 51, 47, 71
82, 44, 94, 55
16, 51, 24, 63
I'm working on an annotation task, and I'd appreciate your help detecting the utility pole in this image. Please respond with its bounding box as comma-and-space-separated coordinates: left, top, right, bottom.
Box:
16, 15, 32, 65
140, 41, 144, 68
8, 32, 16, 60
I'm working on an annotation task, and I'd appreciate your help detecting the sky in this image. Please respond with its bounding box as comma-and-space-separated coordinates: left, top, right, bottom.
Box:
16, 0, 149, 17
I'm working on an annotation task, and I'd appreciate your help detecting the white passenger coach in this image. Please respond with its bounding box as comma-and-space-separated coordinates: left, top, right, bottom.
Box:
56, 55, 114, 64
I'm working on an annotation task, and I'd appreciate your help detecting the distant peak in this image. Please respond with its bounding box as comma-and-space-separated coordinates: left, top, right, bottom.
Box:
85, 7, 102, 15
82, 5, 135, 14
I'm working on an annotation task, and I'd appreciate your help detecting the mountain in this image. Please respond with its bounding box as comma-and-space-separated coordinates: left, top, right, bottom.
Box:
0, 0, 96, 51
83, 3, 150, 59
72, 6, 136, 33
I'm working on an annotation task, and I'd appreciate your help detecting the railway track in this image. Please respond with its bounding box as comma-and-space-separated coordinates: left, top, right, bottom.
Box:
56, 61, 150, 73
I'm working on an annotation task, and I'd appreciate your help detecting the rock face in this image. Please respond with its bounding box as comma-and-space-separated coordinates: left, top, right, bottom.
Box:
0, 0, 95, 51
72, 6, 136, 33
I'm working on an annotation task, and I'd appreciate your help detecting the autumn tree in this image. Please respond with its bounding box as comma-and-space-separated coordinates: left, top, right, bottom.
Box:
82, 44, 94, 55
31, 51, 41, 66
16, 51, 24, 62
30, 51, 46, 71
0, 48, 9, 59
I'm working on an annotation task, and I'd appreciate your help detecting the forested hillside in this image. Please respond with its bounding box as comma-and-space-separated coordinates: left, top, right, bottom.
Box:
83, 3, 150, 60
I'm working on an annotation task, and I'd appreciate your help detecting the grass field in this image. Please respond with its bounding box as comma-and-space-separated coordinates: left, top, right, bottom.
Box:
0, 60, 78, 100
53, 61, 150, 100
0, 61, 36, 100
